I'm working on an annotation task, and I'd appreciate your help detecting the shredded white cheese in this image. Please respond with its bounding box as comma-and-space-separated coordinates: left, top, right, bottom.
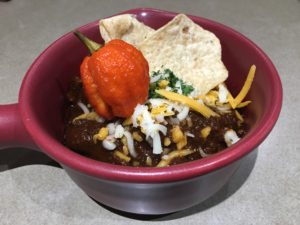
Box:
132, 104, 148, 127
199, 148, 210, 157
185, 132, 195, 138
224, 129, 240, 146
77, 102, 90, 114
153, 132, 163, 154
107, 123, 117, 135
218, 83, 228, 103
131, 104, 167, 155
175, 80, 183, 94
114, 125, 124, 138
177, 106, 189, 121
123, 131, 137, 157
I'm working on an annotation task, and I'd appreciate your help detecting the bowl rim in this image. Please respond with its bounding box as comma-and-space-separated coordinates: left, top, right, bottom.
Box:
19, 8, 283, 183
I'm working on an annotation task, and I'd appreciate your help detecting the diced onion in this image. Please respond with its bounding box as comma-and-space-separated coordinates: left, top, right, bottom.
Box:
102, 140, 116, 150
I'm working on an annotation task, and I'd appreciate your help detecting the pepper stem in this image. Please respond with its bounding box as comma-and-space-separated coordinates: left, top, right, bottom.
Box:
74, 30, 101, 54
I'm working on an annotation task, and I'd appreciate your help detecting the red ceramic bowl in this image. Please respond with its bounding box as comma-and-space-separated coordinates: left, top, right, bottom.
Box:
0, 8, 282, 214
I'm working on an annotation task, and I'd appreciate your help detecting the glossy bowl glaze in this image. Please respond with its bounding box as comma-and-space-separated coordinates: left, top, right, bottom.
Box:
0, 8, 282, 214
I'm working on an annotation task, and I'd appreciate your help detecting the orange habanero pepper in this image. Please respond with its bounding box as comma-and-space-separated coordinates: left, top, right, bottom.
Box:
75, 32, 149, 119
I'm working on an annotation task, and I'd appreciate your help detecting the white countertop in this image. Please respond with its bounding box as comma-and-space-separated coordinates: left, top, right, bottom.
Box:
0, 0, 299, 224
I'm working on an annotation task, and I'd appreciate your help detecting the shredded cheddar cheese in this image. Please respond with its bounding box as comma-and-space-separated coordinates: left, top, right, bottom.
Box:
93, 127, 109, 142
155, 89, 218, 118
163, 137, 171, 146
73, 112, 100, 122
201, 126, 212, 139
151, 105, 174, 116
156, 149, 194, 167
158, 80, 169, 89
236, 101, 251, 108
227, 89, 236, 109
176, 135, 187, 150
233, 65, 256, 107
171, 126, 185, 143
114, 150, 131, 162
122, 145, 129, 155
122, 117, 132, 126
207, 90, 219, 98
229, 65, 256, 109
132, 131, 143, 142
146, 156, 153, 166
235, 110, 244, 122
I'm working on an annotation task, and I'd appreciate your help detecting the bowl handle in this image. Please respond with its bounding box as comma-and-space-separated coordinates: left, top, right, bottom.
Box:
0, 103, 38, 150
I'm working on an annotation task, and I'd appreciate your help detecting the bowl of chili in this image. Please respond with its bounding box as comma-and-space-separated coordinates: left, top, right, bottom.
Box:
0, 8, 282, 214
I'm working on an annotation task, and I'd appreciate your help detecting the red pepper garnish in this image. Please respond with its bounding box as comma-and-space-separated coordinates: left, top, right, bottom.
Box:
75, 31, 149, 119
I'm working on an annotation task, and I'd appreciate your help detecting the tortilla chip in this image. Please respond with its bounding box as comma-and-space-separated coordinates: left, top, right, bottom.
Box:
99, 14, 154, 47
139, 14, 228, 95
